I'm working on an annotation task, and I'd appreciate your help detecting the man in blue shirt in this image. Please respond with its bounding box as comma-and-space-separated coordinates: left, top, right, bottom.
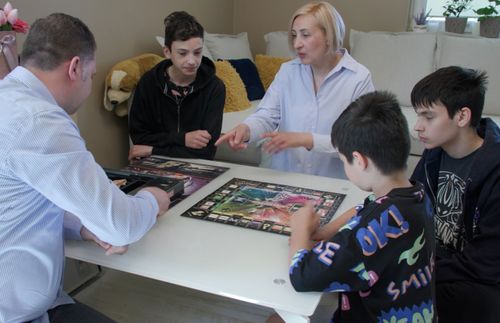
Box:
0, 13, 171, 323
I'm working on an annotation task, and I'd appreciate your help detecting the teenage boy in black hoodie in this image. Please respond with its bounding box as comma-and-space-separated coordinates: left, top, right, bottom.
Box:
129, 11, 225, 160
410, 66, 500, 323
287, 91, 436, 323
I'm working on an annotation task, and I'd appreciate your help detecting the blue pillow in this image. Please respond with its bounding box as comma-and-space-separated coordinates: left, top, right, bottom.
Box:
227, 58, 265, 101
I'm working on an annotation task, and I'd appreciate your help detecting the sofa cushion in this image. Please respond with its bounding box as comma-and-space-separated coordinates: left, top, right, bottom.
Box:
214, 60, 251, 113
436, 33, 500, 117
350, 30, 437, 107
264, 31, 294, 57
204, 32, 254, 62
227, 58, 265, 100
255, 54, 291, 90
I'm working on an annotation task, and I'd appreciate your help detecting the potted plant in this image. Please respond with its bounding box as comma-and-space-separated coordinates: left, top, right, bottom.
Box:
475, 0, 500, 38
443, 0, 473, 34
413, 9, 431, 32
0, 2, 29, 79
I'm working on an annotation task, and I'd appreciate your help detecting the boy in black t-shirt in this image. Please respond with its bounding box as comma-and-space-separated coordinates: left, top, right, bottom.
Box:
288, 91, 436, 322
410, 66, 500, 323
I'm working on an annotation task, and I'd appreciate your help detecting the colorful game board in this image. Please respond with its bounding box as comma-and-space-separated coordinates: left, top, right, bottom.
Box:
182, 178, 346, 235
123, 156, 229, 205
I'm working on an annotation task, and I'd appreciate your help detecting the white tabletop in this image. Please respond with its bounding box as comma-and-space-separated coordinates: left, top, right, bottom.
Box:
65, 159, 366, 321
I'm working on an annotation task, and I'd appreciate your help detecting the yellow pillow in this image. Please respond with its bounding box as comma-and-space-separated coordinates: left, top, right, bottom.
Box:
214, 61, 252, 113
255, 54, 292, 90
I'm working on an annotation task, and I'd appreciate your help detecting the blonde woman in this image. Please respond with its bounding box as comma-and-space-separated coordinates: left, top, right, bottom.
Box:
216, 1, 374, 178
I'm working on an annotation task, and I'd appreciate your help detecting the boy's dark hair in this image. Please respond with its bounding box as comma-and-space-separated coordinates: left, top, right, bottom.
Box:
411, 66, 488, 128
331, 91, 410, 175
21, 13, 96, 71
163, 11, 204, 49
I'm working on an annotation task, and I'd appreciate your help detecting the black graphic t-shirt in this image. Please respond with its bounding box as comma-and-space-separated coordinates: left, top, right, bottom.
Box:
436, 150, 478, 251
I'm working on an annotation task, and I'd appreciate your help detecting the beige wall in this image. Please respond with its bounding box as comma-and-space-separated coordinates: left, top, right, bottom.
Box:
233, 0, 412, 55
14, 0, 410, 168
15, 0, 233, 168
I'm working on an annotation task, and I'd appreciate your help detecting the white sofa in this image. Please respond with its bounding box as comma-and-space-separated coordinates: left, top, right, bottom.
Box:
216, 31, 500, 173
349, 30, 500, 172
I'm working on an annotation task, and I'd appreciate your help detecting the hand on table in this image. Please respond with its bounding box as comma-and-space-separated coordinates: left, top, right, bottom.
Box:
261, 132, 313, 154
128, 144, 153, 161
214, 124, 250, 151
80, 226, 129, 256
185, 130, 211, 149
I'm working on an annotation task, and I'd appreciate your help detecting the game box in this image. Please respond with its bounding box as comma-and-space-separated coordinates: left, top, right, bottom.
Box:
104, 168, 184, 198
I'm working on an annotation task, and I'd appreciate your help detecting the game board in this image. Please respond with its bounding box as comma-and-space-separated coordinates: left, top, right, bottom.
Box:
182, 178, 346, 235
123, 156, 229, 205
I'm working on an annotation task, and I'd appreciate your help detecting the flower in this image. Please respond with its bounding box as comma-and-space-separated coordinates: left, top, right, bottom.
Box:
0, 2, 29, 33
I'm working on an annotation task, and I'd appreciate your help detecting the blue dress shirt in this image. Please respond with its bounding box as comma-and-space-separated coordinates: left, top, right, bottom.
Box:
0, 67, 159, 323
244, 49, 374, 178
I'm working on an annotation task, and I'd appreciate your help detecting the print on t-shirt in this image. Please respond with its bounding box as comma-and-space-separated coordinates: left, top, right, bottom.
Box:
436, 171, 465, 250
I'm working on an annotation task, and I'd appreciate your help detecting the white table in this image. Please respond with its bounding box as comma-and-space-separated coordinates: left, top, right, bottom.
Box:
65, 159, 366, 322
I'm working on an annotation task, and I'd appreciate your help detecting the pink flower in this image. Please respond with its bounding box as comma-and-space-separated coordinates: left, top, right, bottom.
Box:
0, 2, 29, 33
3, 2, 12, 15
12, 17, 28, 33
0, 10, 6, 25
6, 7, 16, 25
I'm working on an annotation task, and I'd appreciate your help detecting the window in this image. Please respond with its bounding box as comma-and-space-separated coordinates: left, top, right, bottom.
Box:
426, 0, 491, 17
410, 0, 483, 35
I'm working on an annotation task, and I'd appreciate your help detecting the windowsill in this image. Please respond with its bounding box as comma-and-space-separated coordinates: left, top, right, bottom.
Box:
425, 17, 480, 36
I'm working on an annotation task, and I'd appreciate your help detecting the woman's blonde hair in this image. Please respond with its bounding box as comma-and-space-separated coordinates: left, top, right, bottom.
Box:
288, 1, 345, 53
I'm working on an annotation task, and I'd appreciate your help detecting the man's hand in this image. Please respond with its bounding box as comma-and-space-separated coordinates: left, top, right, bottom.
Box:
185, 130, 211, 149
128, 144, 153, 161
214, 124, 250, 151
141, 186, 171, 216
80, 226, 129, 256
261, 132, 313, 154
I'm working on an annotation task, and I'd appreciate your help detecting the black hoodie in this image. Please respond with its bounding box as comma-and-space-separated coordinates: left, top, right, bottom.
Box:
411, 118, 500, 286
129, 57, 225, 159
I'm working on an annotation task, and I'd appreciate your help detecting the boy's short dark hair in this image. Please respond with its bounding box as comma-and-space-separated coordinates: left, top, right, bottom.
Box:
163, 11, 204, 49
21, 13, 96, 71
331, 91, 410, 175
411, 66, 488, 128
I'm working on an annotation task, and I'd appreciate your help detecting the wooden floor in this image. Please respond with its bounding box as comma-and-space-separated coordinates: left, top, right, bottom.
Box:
72, 267, 337, 323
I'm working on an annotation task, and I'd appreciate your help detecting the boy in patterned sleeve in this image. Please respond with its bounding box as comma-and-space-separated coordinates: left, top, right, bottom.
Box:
288, 91, 436, 322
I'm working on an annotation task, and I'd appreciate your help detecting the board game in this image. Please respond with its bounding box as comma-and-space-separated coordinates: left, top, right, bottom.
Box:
123, 156, 229, 205
182, 178, 346, 236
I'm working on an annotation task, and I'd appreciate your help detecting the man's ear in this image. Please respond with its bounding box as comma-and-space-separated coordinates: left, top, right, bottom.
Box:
456, 107, 473, 127
352, 151, 368, 170
68, 56, 81, 81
